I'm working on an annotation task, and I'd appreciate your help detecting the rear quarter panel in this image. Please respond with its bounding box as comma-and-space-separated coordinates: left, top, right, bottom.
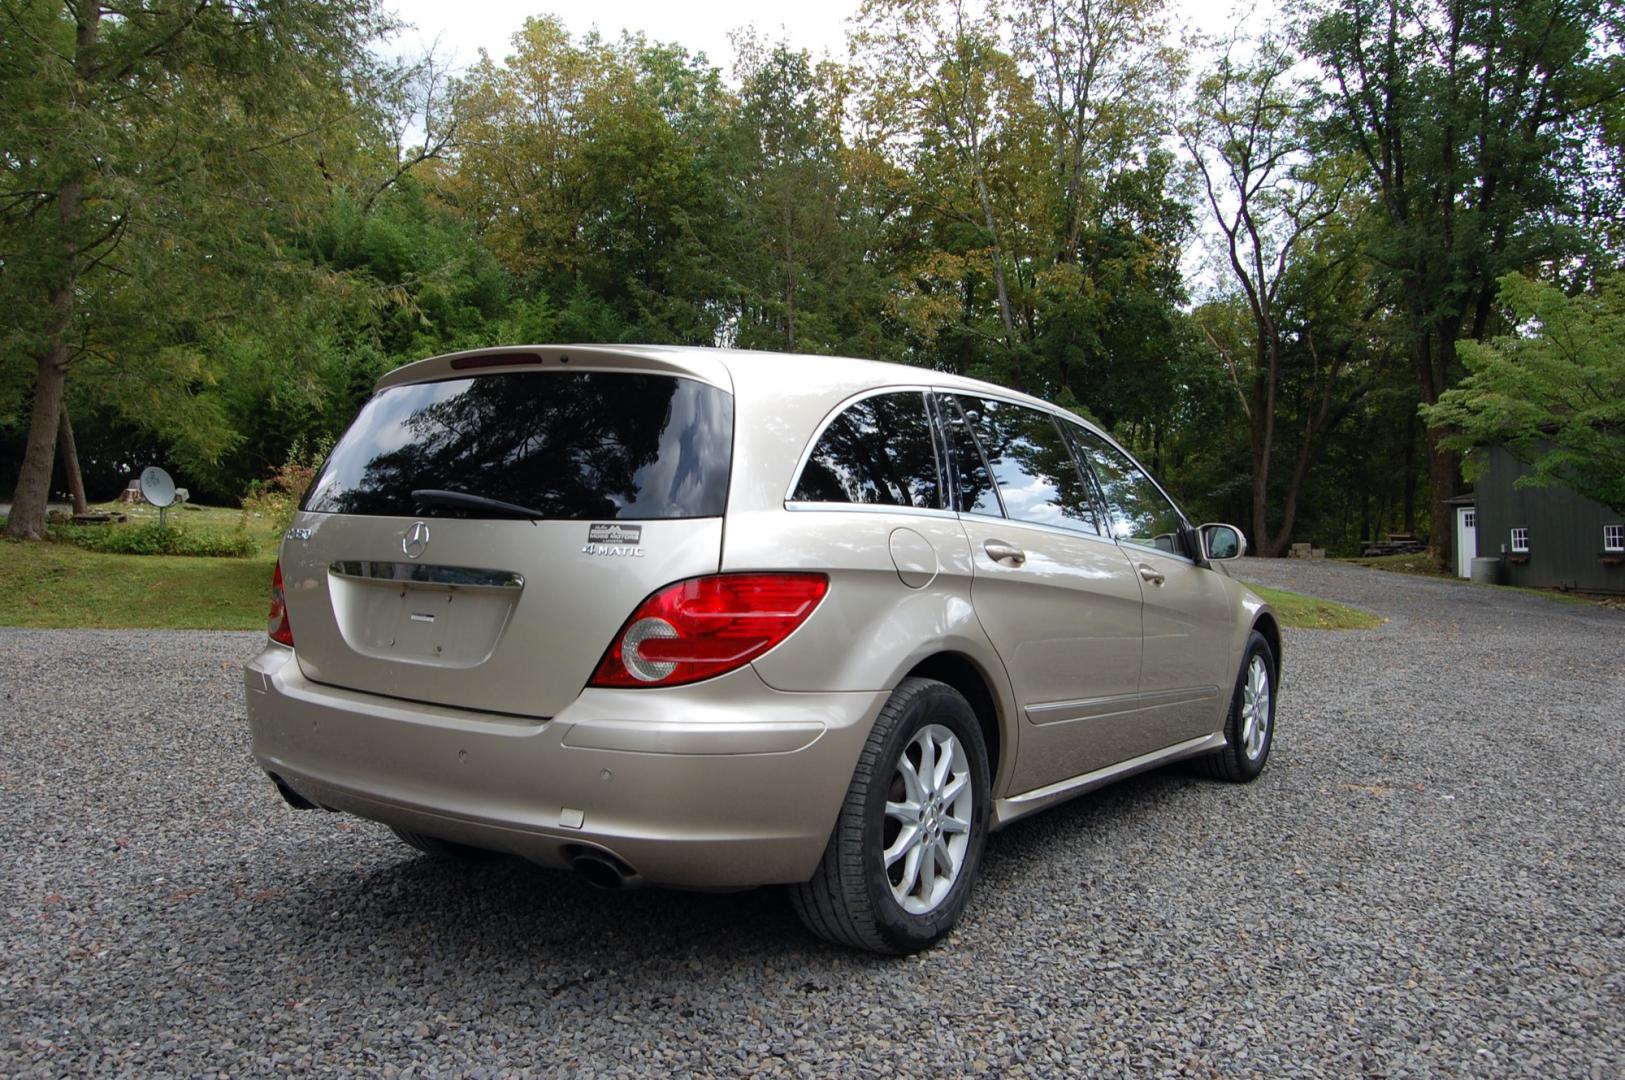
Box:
723, 506, 1020, 786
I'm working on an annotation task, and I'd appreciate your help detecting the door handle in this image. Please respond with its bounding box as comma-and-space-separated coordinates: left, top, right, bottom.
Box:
1138, 563, 1166, 586
983, 539, 1026, 567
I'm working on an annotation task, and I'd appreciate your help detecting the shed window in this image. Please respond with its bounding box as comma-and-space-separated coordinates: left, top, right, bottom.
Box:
1605, 524, 1624, 552
1510, 527, 1529, 553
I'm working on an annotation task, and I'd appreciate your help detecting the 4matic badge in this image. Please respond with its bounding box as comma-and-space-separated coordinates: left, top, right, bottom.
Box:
582, 522, 645, 558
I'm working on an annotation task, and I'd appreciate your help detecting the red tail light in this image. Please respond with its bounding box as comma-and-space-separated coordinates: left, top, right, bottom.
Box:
268, 560, 295, 646
589, 573, 829, 688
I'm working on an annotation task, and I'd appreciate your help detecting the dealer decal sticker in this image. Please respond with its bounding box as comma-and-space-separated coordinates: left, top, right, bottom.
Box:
583, 523, 646, 557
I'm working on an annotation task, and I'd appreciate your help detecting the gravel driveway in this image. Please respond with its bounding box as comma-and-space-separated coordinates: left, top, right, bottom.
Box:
3, 561, 1622, 1077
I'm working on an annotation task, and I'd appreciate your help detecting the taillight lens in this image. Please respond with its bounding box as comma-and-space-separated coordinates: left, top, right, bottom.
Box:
589, 573, 829, 688
268, 560, 294, 646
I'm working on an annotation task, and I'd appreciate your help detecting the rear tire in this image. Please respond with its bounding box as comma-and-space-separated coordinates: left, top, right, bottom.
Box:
790, 677, 991, 955
1196, 630, 1276, 783
390, 826, 496, 862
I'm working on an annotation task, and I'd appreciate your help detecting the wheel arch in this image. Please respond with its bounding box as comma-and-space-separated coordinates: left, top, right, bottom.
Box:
901, 651, 1008, 792
1252, 609, 1282, 684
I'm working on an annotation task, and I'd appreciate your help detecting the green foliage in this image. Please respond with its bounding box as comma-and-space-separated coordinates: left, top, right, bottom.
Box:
50, 523, 258, 559
1424, 273, 1625, 514
241, 437, 333, 533
3, 0, 1621, 563
1300, 0, 1625, 551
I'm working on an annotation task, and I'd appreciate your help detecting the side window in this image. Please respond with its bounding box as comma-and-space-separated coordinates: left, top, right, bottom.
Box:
792, 392, 942, 509
955, 396, 1101, 534
936, 395, 999, 515
1071, 429, 1186, 552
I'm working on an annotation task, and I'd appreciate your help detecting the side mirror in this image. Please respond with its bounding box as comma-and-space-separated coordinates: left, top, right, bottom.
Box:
1200, 523, 1246, 561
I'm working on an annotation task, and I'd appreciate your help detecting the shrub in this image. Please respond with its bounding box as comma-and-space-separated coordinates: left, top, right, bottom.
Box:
242, 436, 330, 533
51, 523, 259, 558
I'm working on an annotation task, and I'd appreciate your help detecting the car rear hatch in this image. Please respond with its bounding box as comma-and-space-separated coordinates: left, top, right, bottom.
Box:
278, 350, 734, 719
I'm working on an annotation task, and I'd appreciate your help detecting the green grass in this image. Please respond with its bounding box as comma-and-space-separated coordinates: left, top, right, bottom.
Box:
0, 501, 282, 629
1247, 583, 1384, 630
0, 543, 274, 629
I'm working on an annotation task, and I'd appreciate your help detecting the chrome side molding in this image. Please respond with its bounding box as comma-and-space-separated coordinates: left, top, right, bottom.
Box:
991, 732, 1227, 828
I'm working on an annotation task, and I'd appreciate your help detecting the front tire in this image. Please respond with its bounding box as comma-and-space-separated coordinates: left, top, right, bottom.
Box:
790, 677, 991, 955
1197, 630, 1276, 782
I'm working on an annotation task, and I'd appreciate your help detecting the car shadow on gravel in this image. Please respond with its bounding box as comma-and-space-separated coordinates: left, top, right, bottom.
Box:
252, 763, 1213, 972
272, 846, 812, 965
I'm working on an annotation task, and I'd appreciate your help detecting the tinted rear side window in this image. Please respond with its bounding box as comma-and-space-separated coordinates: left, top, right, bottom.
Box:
792, 392, 942, 509
955, 396, 1101, 534
303, 371, 733, 519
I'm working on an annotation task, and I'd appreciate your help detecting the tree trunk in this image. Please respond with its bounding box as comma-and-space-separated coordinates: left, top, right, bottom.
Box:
5, 175, 83, 540
1402, 409, 1417, 534
6, 356, 70, 540
1250, 418, 1270, 558
4, 11, 96, 541
972, 169, 1020, 389
1425, 431, 1459, 564
1418, 325, 1460, 565
782, 195, 796, 351
58, 403, 89, 516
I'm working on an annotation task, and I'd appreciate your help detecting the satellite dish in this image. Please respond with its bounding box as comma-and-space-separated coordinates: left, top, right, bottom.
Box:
139, 466, 177, 508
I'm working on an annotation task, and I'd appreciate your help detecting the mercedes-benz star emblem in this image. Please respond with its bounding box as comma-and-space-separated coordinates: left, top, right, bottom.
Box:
402, 521, 430, 559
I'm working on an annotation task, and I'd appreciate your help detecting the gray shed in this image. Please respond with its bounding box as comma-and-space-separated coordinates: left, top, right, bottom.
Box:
1460, 447, 1625, 594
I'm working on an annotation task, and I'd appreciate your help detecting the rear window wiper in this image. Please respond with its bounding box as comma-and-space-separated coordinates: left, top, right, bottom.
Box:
410, 488, 548, 522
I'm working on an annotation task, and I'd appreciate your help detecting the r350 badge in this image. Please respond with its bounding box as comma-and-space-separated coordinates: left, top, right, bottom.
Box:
284, 527, 313, 541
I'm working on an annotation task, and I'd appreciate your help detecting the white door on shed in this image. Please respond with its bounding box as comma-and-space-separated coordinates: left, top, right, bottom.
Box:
1456, 507, 1478, 578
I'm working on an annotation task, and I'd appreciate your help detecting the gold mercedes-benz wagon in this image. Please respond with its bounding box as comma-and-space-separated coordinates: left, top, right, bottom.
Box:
246, 345, 1279, 954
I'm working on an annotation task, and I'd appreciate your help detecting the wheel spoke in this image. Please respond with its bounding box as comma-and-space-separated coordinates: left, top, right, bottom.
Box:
940, 815, 970, 835
893, 842, 923, 901
886, 798, 921, 822
885, 822, 923, 869
917, 837, 937, 900
933, 837, 955, 884
916, 731, 938, 797
939, 772, 968, 807
896, 753, 925, 805
930, 733, 955, 791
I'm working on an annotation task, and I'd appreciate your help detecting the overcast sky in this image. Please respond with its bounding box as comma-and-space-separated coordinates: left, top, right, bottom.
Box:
380, 0, 1270, 77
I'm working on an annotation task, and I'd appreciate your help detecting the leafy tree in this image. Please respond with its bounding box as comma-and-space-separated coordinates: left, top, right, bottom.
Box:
1180, 34, 1355, 554
1, 0, 394, 539
1423, 272, 1625, 514
446, 19, 732, 345
722, 37, 888, 355
852, 0, 1041, 382
1301, 0, 1625, 559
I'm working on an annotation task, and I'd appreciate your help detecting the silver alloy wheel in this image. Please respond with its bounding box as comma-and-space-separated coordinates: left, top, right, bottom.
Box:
1240, 654, 1271, 760
883, 723, 974, 915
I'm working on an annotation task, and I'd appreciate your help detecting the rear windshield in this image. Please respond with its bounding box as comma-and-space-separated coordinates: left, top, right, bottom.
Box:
303, 371, 733, 519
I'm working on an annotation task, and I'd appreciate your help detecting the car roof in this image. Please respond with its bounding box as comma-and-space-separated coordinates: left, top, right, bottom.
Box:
381, 343, 1066, 412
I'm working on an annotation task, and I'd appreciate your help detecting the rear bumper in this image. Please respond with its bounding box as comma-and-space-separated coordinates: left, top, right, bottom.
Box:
244, 645, 885, 888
